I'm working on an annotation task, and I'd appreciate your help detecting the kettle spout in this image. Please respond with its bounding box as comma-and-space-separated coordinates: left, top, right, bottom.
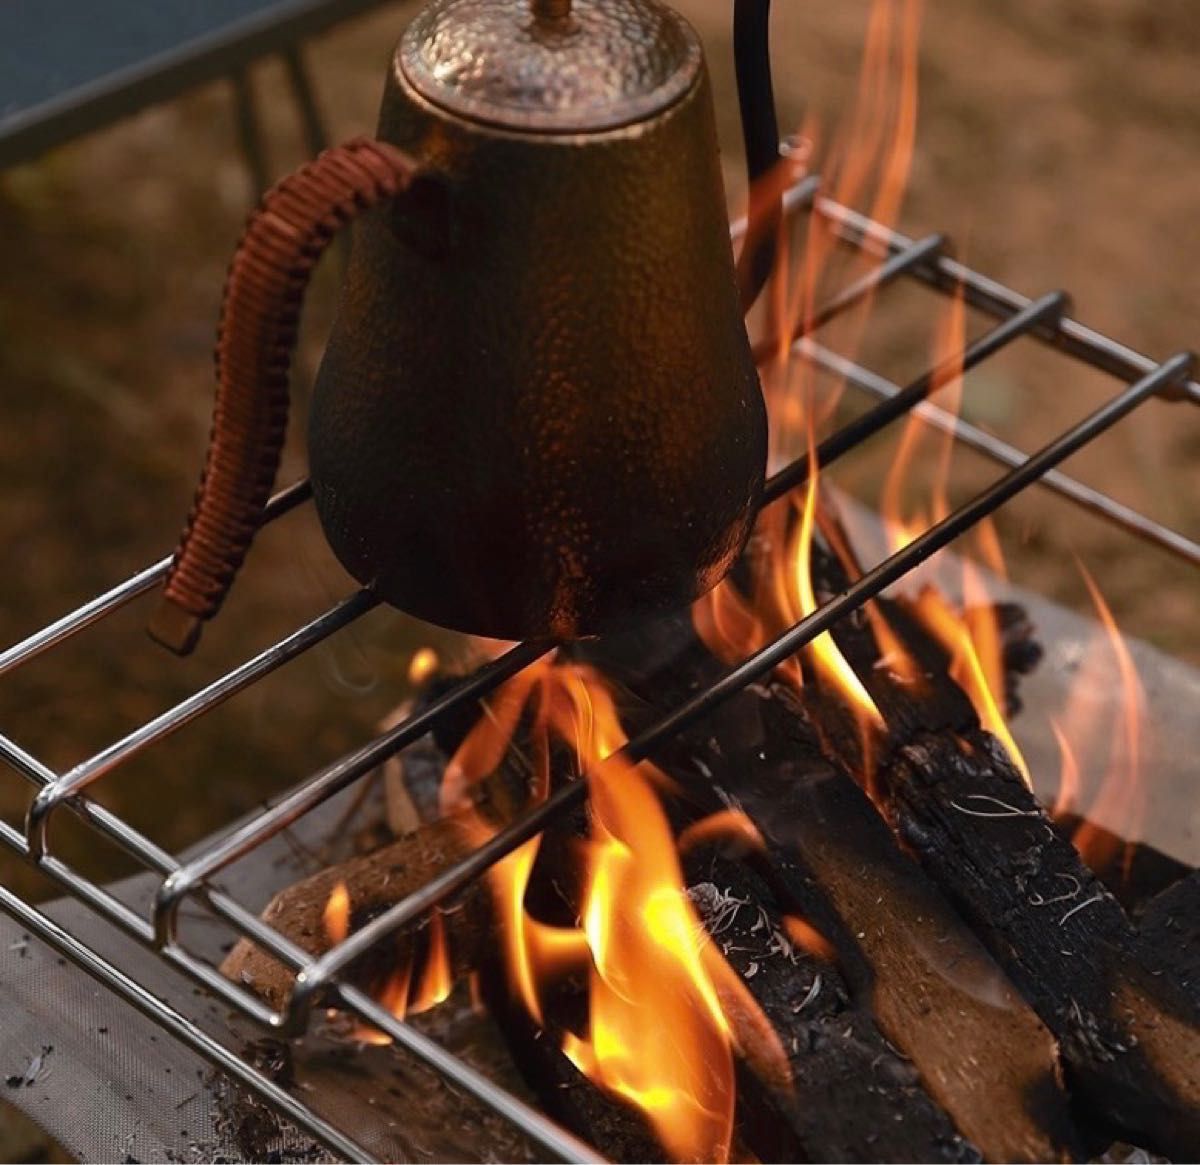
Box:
149, 139, 419, 655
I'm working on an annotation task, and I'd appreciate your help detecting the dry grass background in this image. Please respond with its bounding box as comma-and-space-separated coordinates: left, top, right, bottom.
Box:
0, 1, 1196, 1155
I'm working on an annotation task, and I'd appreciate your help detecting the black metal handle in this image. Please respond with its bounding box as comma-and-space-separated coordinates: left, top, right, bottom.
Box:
733, 0, 783, 313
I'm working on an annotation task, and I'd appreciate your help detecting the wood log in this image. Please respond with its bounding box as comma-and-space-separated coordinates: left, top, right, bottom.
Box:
412, 674, 984, 1161
583, 629, 1080, 1162
1138, 871, 1200, 991
881, 727, 1200, 1158
1050, 812, 1193, 913
683, 846, 979, 1163
221, 816, 493, 1012
793, 524, 1200, 1159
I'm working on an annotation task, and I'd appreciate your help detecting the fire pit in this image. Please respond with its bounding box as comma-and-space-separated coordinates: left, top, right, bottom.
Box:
0, 1, 1197, 1162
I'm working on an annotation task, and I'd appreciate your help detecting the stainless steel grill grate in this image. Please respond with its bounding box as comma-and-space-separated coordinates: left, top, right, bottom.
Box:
1, 176, 1196, 1164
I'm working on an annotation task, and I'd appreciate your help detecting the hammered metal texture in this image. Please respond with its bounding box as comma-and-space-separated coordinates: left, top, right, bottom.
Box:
401, 0, 701, 132
309, 60, 767, 641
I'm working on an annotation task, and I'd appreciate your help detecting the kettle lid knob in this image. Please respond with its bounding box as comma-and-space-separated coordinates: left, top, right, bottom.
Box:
400, 0, 702, 133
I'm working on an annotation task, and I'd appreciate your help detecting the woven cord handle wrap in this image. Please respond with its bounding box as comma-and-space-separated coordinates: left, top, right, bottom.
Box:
148, 138, 419, 654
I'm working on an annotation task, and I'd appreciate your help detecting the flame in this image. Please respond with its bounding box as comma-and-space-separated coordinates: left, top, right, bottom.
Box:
762, 0, 923, 462
319, 882, 454, 1042
793, 455, 884, 725
691, 450, 884, 754
869, 278, 1035, 785
323, 880, 350, 946
781, 915, 837, 963
696, 0, 933, 766
409, 909, 454, 1011
1049, 567, 1146, 879
1049, 720, 1080, 821
676, 809, 765, 856
408, 646, 439, 686
565, 734, 740, 1162
436, 660, 789, 1162
911, 584, 1031, 787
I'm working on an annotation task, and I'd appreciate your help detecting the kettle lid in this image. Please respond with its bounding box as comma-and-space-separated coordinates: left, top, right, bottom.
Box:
399, 0, 702, 134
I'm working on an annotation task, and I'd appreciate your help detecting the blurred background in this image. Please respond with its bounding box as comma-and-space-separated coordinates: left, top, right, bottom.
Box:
0, 0, 1196, 1154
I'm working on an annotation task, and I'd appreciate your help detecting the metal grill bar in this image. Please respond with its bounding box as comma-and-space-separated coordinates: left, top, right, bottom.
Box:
26, 589, 379, 859
0, 875, 377, 1163
1, 173, 1196, 1162
153, 636, 554, 941
749, 229, 947, 363
795, 336, 1200, 566
0, 712, 599, 1165
763, 290, 1069, 502
282, 350, 1193, 1029
0, 480, 313, 679
812, 192, 1200, 407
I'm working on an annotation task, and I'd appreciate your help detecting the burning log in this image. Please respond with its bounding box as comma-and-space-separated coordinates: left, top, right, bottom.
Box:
378, 665, 988, 1162
221, 816, 493, 1012
879, 726, 1200, 1159
479, 785, 980, 1163
579, 631, 1080, 1162
788, 533, 1200, 1159
682, 849, 979, 1163
1050, 812, 1193, 912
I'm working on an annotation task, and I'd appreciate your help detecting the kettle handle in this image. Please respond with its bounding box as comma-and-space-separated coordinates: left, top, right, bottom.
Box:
732, 0, 782, 312
148, 138, 422, 654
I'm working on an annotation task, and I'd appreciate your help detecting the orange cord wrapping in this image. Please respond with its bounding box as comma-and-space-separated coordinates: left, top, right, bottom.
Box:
153, 138, 418, 651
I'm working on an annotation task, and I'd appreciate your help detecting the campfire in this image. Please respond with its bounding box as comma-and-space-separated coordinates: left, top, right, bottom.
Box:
0, 0, 1197, 1162
204, 3, 1195, 1159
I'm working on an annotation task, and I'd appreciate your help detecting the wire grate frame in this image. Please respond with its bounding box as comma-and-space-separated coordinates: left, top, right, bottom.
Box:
0, 175, 1197, 1164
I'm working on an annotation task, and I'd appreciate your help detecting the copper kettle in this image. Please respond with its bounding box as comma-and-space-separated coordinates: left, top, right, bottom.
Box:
151, 0, 776, 652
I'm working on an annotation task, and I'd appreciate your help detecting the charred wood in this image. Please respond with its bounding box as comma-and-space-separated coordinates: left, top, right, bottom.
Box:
414, 669, 980, 1161
683, 847, 979, 1163
583, 627, 1079, 1162
798, 528, 1200, 1159
880, 727, 1200, 1158
221, 817, 493, 1012
1050, 813, 1193, 913
1139, 871, 1200, 995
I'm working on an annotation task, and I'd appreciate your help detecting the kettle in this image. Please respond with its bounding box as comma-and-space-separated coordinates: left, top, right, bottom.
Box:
151, 0, 776, 652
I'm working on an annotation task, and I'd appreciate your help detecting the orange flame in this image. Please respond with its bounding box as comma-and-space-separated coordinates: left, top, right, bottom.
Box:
443, 660, 788, 1162
323, 880, 350, 946
691, 451, 884, 764
1049, 720, 1080, 821
763, 0, 923, 463
793, 455, 884, 726
319, 882, 454, 1043
781, 915, 837, 964
696, 0, 931, 770
912, 583, 1031, 787
410, 910, 454, 1013
408, 646, 439, 686
677, 809, 766, 857
873, 280, 1033, 785
1050, 567, 1146, 879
